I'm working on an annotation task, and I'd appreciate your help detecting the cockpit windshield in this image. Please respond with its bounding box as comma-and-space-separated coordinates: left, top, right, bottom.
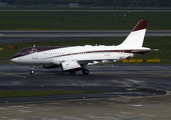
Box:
16, 52, 27, 55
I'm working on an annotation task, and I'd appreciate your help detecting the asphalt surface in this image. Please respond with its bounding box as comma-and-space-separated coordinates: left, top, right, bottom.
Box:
1, 64, 171, 90
0, 64, 171, 119
0, 30, 171, 44
0, 64, 170, 103
1, 94, 171, 120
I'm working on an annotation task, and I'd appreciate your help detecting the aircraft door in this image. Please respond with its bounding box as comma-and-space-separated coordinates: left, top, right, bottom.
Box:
32, 48, 38, 59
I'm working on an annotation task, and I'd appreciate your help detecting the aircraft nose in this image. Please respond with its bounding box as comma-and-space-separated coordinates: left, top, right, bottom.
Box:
10, 58, 16, 62
10, 55, 19, 63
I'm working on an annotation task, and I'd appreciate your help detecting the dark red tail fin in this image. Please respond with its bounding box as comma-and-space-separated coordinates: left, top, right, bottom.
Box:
132, 20, 148, 32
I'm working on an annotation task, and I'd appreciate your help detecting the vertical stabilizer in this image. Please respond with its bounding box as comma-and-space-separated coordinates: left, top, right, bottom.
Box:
119, 20, 148, 48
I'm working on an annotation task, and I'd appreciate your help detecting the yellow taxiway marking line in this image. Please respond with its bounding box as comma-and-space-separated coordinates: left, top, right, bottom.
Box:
0, 71, 26, 78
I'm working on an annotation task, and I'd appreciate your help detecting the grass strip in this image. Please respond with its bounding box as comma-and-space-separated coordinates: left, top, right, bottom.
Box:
0, 7, 171, 10
0, 91, 103, 98
0, 61, 12, 64
0, 11, 171, 30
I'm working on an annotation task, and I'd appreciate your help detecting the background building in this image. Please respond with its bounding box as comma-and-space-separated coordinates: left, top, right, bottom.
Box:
0, 0, 7, 7
70, 3, 78, 7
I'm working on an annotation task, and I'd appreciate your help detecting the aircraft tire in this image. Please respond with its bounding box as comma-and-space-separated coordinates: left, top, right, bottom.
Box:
70, 71, 76, 75
82, 69, 89, 75
30, 70, 35, 74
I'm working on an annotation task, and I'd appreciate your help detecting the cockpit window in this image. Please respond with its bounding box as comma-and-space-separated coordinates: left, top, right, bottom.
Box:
16, 52, 27, 55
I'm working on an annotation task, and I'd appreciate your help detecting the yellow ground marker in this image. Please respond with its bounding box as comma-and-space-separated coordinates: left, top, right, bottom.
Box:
145, 59, 160, 62
122, 59, 160, 63
122, 59, 143, 62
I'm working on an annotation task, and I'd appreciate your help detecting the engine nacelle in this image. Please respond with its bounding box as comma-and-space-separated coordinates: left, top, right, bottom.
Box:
60, 60, 81, 71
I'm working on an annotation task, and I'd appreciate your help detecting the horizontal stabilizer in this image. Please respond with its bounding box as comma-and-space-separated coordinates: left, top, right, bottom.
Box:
131, 50, 151, 54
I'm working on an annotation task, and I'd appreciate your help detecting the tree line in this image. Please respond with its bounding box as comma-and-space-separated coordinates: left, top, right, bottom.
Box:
2, 0, 171, 7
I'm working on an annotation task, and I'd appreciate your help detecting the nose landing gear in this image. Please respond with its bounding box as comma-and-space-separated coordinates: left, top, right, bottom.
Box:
30, 65, 35, 74
30, 70, 35, 74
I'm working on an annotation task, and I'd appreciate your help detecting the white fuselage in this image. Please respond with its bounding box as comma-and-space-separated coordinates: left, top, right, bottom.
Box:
11, 45, 150, 65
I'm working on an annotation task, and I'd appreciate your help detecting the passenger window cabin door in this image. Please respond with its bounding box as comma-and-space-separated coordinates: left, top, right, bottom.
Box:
32, 48, 38, 59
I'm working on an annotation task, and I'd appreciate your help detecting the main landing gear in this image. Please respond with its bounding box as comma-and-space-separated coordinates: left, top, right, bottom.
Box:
82, 69, 89, 75
69, 69, 89, 75
69, 71, 76, 75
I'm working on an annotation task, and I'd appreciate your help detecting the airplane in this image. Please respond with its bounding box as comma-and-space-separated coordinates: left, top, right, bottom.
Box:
10, 20, 151, 75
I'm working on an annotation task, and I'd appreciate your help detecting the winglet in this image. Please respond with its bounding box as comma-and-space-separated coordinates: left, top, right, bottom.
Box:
132, 20, 148, 32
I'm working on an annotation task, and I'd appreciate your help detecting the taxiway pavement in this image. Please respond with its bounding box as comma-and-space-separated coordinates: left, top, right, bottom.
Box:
0, 64, 171, 90
0, 64, 170, 103
0, 64, 171, 120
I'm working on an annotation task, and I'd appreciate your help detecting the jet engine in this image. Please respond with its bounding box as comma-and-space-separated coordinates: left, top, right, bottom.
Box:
60, 60, 81, 71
